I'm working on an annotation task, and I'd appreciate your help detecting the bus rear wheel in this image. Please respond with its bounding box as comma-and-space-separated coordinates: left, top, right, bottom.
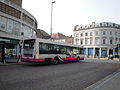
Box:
54, 58, 59, 65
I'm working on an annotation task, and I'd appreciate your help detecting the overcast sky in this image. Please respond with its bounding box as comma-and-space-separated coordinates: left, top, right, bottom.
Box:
22, 0, 120, 36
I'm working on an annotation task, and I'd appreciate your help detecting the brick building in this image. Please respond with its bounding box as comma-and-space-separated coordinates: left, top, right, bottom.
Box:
51, 33, 74, 44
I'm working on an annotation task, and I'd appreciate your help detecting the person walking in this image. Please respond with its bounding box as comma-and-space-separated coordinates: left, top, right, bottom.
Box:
108, 54, 113, 60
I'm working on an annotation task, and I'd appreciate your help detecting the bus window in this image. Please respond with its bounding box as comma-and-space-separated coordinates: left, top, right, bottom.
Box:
39, 42, 49, 54
59, 45, 66, 54
54, 45, 60, 54
24, 39, 35, 49
48, 44, 54, 54
73, 47, 79, 54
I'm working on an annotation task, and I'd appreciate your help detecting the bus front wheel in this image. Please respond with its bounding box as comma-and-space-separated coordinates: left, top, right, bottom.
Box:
77, 56, 80, 62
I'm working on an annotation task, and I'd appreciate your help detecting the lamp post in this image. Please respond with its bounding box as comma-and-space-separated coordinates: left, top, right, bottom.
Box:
50, 1, 56, 38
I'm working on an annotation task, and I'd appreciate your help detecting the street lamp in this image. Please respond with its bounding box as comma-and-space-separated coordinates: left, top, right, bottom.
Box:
50, 1, 56, 37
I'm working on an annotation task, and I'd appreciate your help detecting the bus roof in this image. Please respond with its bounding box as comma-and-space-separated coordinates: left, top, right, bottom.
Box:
24, 38, 83, 48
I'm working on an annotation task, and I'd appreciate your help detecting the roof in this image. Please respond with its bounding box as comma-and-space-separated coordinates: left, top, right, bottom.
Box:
36, 29, 50, 39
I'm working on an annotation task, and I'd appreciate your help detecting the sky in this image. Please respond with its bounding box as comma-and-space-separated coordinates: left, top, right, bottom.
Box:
22, 0, 120, 36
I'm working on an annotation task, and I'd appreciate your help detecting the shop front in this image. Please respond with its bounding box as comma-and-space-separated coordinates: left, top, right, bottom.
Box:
0, 38, 20, 63
95, 48, 100, 57
88, 48, 93, 56
101, 48, 107, 57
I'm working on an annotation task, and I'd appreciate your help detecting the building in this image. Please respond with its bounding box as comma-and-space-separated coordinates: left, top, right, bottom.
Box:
0, 0, 38, 62
36, 29, 50, 39
51, 33, 74, 44
51, 33, 66, 39
73, 22, 120, 58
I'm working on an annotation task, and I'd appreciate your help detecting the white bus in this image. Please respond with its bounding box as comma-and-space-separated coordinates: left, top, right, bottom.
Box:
21, 38, 84, 64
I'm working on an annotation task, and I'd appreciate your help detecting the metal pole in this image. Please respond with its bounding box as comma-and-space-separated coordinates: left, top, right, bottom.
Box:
50, 1, 55, 37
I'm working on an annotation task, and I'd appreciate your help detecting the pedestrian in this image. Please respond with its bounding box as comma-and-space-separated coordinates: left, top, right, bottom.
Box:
108, 54, 113, 60
17, 52, 21, 63
1, 52, 6, 64
118, 56, 120, 62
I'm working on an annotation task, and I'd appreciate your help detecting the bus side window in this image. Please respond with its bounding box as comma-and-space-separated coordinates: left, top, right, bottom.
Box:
39, 42, 49, 54
54, 45, 60, 54
48, 44, 54, 54
60, 46, 66, 54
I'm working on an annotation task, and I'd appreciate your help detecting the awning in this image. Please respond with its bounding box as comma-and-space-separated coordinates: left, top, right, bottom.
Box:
0, 38, 19, 44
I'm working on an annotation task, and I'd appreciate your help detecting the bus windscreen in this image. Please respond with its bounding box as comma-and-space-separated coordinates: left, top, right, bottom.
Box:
23, 39, 35, 57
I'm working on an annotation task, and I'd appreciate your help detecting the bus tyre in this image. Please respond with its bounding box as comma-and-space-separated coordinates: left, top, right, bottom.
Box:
77, 57, 80, 62
54, 58, 59, 65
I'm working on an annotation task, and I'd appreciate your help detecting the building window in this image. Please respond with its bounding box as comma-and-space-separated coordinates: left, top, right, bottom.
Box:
80, 33, 83, 37
103, 31, 106, 35
103, 39, 106, 44
90, 32, 92, 36
85, 39, 88, 44
85, 33, 88, 36
75, 39, 79, 45
115, 32, 117, 36
0, 16, 6, 32
95, 38, 100, 44
80, 40, 83, 45
76, 34, 79, 37
110, 31, 112, 35
95, 31, 98, 35
115, 38, 118, 44
90, 39, 92, 44
110, 39, 113, 44
22, 25, 33, 38
0, 16, 20, 35
100, 23, 102, 27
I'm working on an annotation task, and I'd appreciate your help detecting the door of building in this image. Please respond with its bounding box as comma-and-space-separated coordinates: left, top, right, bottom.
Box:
0, 44, 5, 63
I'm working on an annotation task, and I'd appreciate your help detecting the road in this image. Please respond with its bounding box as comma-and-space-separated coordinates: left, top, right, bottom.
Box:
0, 60, 120, 90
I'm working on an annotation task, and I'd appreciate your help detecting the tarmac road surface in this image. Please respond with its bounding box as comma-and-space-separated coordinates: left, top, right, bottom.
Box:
0, 60, 120, 90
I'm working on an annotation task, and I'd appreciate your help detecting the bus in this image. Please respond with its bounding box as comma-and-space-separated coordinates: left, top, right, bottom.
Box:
21, 38, 84, 64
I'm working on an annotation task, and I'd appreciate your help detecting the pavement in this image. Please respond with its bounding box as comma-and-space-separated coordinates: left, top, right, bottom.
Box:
86, 57, 120, 61
0, 58, 120, 90
0, 61, 24, 66
84, 58, 120, 90
84, 69, 120, 90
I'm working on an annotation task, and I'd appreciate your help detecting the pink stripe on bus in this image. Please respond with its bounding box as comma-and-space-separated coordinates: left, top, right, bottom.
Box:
21, 58, 44, 62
